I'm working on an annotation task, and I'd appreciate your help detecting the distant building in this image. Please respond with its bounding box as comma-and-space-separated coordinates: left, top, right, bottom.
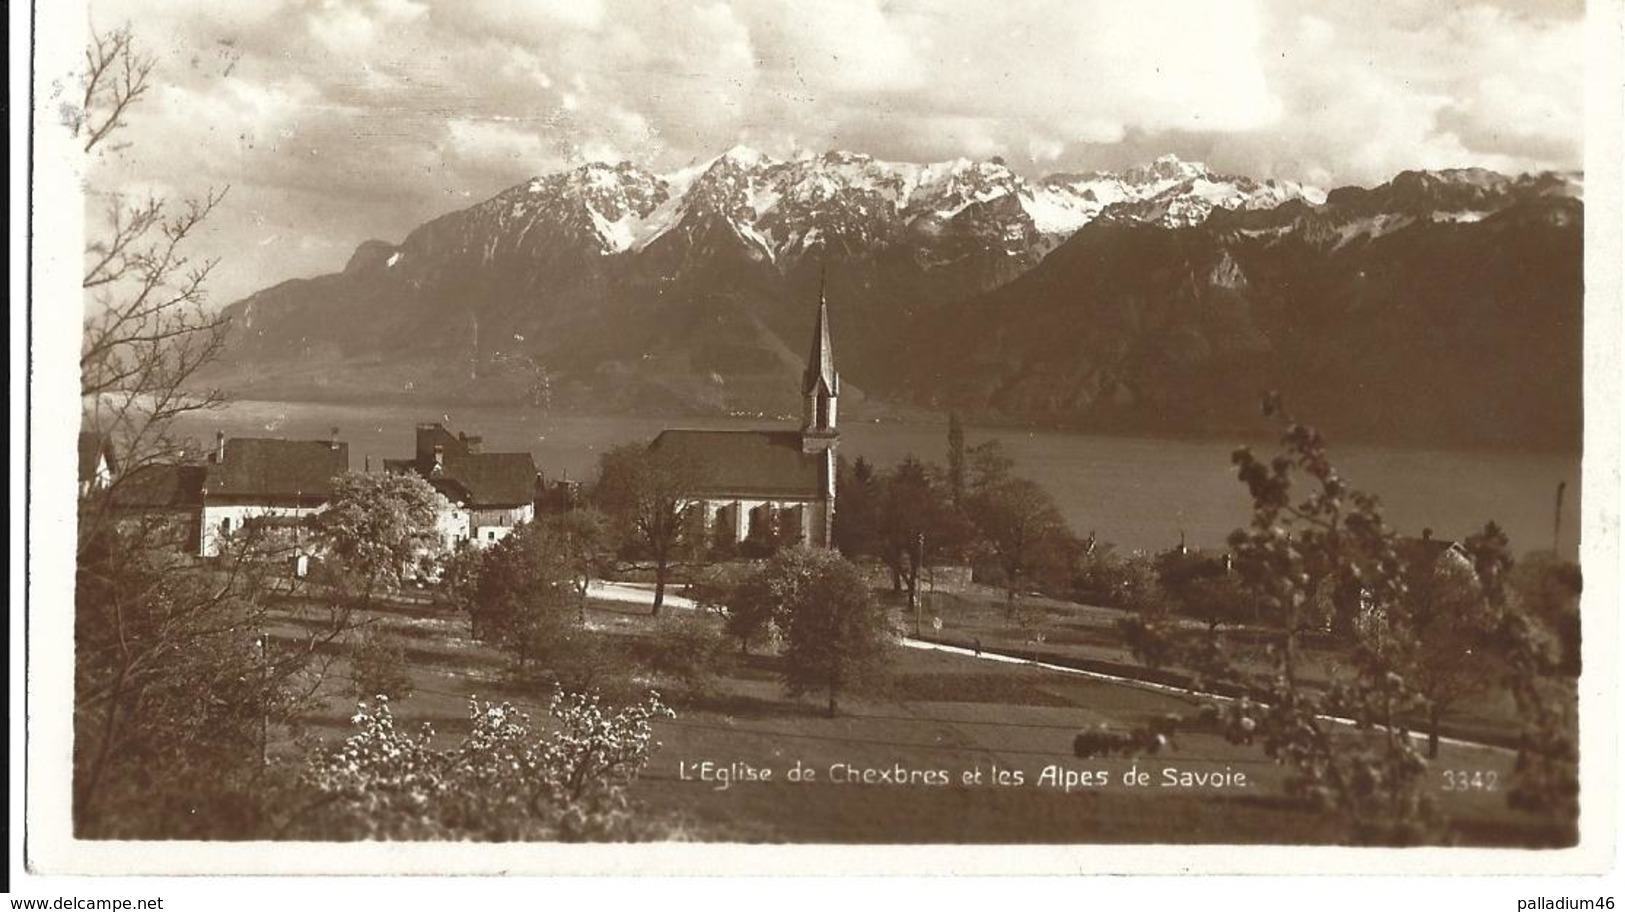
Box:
200, 432, 348, 557
536, 475, 584, 515
77, 432, 118, 498
385, 424, 538, 548
1350, 528, 1474, 640
1395, 528, 1473, 576
106, 463, 207, 552
651, 288, 839, 549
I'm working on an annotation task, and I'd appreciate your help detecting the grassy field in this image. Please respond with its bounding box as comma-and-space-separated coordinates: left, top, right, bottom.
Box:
900, 584, 1528, 748
268, 586, 1570, 846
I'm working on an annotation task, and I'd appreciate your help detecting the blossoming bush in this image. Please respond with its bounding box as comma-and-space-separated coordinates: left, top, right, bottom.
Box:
297, 690, 675, 841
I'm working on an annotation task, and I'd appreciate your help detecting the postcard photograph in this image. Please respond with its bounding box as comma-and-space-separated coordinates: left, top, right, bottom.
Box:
21, 0, 1621, 876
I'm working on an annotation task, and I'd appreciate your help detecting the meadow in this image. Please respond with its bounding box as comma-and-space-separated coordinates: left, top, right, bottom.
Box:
271, 581, 1565, 846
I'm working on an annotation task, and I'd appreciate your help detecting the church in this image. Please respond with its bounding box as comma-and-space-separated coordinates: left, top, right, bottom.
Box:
651, 290, 840, 549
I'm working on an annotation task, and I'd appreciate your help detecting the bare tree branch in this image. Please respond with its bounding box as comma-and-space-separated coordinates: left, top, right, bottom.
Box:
79, 26, 153, 154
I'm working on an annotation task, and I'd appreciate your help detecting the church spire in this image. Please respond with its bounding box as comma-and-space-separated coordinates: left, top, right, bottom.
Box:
802, 278, 838, 400
801, 276, 839, 444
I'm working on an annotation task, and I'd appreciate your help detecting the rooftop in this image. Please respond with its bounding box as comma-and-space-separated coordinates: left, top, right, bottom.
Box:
78, 432, 117, 482
433, 451, 539, 507
109, 464, 206, 509
205, 438, 348, 499
651, 429, 824, 499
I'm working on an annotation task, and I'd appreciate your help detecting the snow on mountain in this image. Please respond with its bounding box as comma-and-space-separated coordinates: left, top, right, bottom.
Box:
485, 149, 1327, 266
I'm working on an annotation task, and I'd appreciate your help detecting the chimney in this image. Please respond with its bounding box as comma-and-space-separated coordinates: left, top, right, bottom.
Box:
364, 454, 371, 473
215, 431, 226, 464
1422, 527, 1434, 541
329, 425, 341, 451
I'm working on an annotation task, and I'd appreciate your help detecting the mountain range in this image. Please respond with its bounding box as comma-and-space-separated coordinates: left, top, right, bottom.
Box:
206, 150, 1582, 450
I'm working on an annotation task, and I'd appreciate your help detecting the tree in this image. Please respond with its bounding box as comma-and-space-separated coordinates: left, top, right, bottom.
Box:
717, 562, 783, 655
313, 471, 448, 608
831, 455, 882, 559
966, 439, 1015, 492
875, 456, 975, 620
594, 442, 705, 615
80, 25, 229, 493
750, 547, 896, 716
1464, 524, 1580, 825
946, 411, 967, 506
463, 521, 583, 677
1113, 554, 1180, 669
1404, 553, 1503, 758
541, 509, 611, 623
296, 690, 675, 841
1220, 399, 1441, 842
72, 27, 349, 839
965, 475, 1076, 610
73, 518, 347, 837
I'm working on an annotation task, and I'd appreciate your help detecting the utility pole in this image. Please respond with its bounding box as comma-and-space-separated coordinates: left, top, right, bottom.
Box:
912, 532, 925, 638
256, 632, 268, 770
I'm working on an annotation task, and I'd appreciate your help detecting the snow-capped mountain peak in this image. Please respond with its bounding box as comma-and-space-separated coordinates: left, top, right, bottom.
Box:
458, 149, 1327, 264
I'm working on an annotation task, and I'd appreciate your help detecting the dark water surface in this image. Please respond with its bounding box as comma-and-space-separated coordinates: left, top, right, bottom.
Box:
176, 400, 1581, 559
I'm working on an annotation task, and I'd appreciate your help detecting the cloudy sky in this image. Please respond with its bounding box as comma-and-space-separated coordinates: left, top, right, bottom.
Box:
67, 0, 1585, 304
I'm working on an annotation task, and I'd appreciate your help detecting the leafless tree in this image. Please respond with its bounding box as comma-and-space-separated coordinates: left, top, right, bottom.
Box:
69, 28, 348, 839
78, 23, 231, 520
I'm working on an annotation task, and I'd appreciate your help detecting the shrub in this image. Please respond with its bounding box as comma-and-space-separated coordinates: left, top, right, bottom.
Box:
347, 626, 415, 702
647, 612, 730, 695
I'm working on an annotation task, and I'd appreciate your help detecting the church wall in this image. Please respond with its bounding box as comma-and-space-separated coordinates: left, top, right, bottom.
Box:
692, 496, 829, 547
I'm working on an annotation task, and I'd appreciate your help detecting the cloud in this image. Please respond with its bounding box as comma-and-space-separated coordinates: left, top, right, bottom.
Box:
74, 0, 1585, 304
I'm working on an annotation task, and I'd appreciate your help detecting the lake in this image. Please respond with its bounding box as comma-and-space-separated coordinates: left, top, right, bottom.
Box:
174, 400, 1582, 560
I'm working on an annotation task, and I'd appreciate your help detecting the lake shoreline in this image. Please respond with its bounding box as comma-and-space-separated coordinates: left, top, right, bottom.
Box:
152, 398, 1583, 561
171, 390, 1584, 460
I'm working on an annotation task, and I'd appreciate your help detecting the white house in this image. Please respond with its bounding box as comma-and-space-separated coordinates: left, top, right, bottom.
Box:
199, 433, 348, 557
385, 423, 538, 549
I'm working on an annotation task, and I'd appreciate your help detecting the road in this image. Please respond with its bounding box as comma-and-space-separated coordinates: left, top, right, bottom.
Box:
586, 580, 697, 610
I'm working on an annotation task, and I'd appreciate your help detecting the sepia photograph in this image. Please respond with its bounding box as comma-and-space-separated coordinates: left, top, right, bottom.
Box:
16, 0, 1623, 887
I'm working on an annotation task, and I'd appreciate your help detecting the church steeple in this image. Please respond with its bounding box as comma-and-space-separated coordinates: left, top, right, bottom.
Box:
801, 281, 839, 449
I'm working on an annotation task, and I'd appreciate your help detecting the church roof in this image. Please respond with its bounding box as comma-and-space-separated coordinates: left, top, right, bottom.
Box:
652, 430, 825, 499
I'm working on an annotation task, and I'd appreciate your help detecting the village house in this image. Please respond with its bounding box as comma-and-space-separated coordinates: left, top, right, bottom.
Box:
199, 432, 349, 557
385, 423, 538, 549
1346, 528, 1475, 639
106, 463, 208, 552
77, 432, 118, 498
651, 290, 840, 550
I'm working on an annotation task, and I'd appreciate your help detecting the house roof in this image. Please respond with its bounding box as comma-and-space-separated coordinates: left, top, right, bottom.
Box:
1396, 535, 1469, 571
78, 433, 116, 482
651, 430, 824, 499
205, 438, 348, 499
416, 423, 463, 462
432, 452, 538, 507
109, 464, 206, 509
